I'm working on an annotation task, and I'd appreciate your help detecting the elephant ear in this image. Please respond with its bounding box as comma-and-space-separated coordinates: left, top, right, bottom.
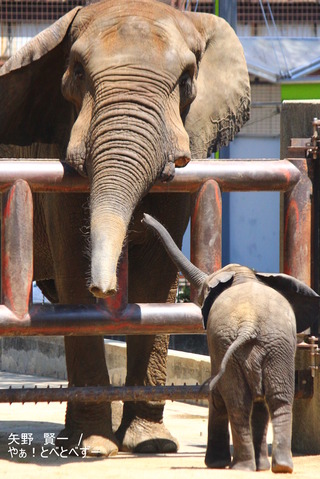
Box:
201, 271, 235, 328
0, 7, 81, 149
256, 273, 320, 333
183, 12, 250, 157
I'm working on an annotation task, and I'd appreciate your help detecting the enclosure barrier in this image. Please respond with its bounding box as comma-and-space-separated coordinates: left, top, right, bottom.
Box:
0, 154, 317, 403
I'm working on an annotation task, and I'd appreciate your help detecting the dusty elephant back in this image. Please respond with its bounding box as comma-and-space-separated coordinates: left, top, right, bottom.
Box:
206, 281, 297, 400
206, 281, 297, 341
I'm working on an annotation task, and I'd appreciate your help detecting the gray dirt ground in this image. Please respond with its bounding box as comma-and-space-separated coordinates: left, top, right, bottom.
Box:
0, 372, 319, 479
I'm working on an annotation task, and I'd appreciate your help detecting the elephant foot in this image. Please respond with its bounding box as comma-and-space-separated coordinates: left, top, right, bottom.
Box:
205, 447, 231, 469
205, 457, 231, 469
56, 428, 119, 457
272, 453, 293, 474
255, 455, 271, 471
271, 442, 293, 474
58, 399, 118, 456
116, 417, 179, 453
272, 463, 293, 474
230, 458, 256, 471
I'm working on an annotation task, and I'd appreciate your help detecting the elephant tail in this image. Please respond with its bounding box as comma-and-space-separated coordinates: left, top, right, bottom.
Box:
207, 331, 257, 392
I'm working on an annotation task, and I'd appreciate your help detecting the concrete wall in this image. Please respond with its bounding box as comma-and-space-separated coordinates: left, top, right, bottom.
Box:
0, 337, 210, 402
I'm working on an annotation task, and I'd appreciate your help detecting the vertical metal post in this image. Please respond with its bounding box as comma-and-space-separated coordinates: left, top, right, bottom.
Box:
283, 158, 313, 286
1, 180, 33, 318
191, 179, 222, 301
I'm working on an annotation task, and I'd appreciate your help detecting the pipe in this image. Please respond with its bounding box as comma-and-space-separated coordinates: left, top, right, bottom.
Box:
0, 302, 204, 336
0, 159, 300, 193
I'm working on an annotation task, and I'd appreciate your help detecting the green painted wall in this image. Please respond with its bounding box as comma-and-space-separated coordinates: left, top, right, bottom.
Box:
281, 83, 320, 100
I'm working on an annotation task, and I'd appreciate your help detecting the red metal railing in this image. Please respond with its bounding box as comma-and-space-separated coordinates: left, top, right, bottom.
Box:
0, 155, 313, 402
0, 158, 301, 330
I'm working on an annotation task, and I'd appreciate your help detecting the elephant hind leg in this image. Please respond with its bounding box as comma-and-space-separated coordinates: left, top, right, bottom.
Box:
205, 389, 231, 469
267, 399, 293, 474
264, 363, 294, 472
223, 379, 256, 471
251, 400, 270, 471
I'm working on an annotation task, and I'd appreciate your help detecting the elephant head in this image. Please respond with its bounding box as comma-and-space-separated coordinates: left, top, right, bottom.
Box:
143, 213, 320, 333
0, 0, 250, 298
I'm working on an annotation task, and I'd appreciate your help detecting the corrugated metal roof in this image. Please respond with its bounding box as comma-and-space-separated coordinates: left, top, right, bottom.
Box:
240, 37, 320, 82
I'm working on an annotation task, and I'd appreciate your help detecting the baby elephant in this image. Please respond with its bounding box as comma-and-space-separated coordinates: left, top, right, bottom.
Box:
143, 213, 319, 474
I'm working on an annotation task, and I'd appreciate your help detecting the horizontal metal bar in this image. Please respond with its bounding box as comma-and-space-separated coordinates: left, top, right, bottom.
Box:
0, 159, 300, 193
0, 384, 209, 403
0, 377, 312, 403
0, 302, 205, 336
154, 159, 300, 193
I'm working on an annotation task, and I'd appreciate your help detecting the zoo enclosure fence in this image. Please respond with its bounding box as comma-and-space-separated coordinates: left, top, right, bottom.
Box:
2, 0, 320, 62
0, 142, 316, 402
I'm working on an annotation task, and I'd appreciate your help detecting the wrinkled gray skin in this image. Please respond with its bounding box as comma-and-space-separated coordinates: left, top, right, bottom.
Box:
0, 0, 250, 456
143, 213, 320, 473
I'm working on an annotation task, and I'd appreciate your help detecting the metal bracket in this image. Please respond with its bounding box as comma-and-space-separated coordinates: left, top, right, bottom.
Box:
295, 336, 319, 399
295, 369, 314, 399
309, 336, 320, 377
287, 118, 320, 160
297, 336, 320, 377
306, 118, 320, 160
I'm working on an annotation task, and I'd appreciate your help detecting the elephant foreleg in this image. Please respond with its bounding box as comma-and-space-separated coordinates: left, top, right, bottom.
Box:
59, 336, 118, 456
42, 193, 118, 456
116, 334, 178, 453
115, 194, 189, 453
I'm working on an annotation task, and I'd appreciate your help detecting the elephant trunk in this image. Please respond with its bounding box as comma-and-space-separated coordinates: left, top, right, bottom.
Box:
143, 213, 207, 289
88, 90, 167, 298
89, 211, 127, 298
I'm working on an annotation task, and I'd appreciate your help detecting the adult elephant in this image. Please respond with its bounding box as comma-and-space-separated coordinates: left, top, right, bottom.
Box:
0, 0, 250, 456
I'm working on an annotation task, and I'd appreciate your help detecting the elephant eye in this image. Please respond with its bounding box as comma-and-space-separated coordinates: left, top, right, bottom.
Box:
179, 72, 196, 112
180, 73, 192, 93
74, 62, 85, 81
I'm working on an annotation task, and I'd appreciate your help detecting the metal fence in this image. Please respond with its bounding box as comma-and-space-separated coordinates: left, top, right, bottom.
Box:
238, 0, 320, 37
0, 148, 316, 403
1, 1, 319, 60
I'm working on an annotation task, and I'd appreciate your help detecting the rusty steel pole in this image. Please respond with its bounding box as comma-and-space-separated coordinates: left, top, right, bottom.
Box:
191, 180, 222, 301
283, 159, 313, 286
0, 384, 209, 404
0, 302, 204, 336
0, 159, 300, 193
1, 180, 33, 318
